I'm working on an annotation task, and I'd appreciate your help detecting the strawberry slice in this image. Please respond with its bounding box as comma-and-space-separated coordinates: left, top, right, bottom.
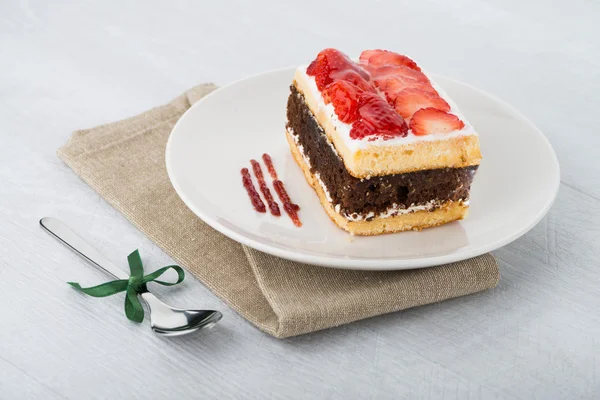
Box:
350, 120, 377, 140
307, 48, 369, 90
349, 92, 408, 139
367, 65, 429, 84
307, 53, 331, 91
373, 76, 411, 92
410, 108, 465, 136
323, 81, 361, 123
355, 92, 408, 137
374, 76, 438, 102
329, 69, 374, 93
359, 50, 421, 72
326, 50, 370, 80
394, 88, 450, 119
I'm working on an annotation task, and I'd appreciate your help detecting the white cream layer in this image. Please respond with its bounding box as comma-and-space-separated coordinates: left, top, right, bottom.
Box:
295, 65, 478, 153
287, 127, 461, 222
343, 199, 442, 222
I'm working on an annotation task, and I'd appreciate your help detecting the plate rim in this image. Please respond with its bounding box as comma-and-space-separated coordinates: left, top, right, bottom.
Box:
165, 67, 560, 270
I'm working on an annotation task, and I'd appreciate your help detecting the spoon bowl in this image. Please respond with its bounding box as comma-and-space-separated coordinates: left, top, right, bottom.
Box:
141, 291, 223, 336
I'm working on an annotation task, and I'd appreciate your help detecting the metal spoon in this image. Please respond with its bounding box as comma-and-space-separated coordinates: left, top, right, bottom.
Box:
40, 217, 222, 336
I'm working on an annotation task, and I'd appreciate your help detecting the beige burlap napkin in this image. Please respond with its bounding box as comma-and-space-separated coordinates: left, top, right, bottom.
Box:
58, 84, 500, 338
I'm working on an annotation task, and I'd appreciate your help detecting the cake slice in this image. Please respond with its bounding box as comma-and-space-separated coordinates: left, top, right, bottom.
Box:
286, 48, 481, 235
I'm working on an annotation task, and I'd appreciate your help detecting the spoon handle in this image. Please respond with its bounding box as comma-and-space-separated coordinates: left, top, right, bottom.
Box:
40, 217, 129, 280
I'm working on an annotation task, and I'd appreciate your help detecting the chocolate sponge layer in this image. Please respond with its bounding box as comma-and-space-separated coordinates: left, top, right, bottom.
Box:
286, 85, 477, 218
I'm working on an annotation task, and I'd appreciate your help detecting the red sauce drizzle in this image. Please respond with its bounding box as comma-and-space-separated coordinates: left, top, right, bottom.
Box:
242, 153, 301, 227
250, 160, 280, 216
241, 168, 266, 213
262, 153, 300, 215
273, 180, 302, 227
262, 153, 278, 180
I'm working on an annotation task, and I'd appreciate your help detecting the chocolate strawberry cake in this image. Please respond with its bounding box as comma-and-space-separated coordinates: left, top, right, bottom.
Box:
286, 48, 481, 235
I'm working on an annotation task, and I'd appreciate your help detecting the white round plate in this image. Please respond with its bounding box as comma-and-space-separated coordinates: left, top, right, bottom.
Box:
166, 67, 559, 270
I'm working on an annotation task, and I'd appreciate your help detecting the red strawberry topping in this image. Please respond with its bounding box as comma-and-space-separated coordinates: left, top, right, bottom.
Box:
307, 48, 459, 140
350, 120, 377, 140
409, 108, 465, 136
374, 76, 438, 102
367, 65, 429, 83
329, 69, 374, 93
350, 92, 408, 139
394, 88, 450, 119
359, 50, 421, 72
327, 50, 370, 80
306, 48, 369, 91
306, 51, 331, 91
323, 81, 361, 123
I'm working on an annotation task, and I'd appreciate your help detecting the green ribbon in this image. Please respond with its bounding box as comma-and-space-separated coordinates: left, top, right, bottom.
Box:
68, 250, 185, 323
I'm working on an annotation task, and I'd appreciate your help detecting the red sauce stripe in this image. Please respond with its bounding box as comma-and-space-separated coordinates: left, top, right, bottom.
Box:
250, 160, 281, 216
241, 168, 266, 213
262, 153, 278, 180
273, 180, 302, 227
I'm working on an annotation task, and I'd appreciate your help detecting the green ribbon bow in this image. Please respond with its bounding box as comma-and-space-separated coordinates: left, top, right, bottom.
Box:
68, 250, 185, 322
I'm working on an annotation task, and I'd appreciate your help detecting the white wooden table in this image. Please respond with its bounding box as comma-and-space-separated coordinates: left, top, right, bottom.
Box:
1, 1, 599, 398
